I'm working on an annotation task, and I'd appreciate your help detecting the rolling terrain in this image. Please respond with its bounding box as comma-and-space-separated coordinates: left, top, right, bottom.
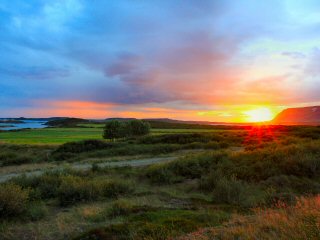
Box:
273, 106, 320, 125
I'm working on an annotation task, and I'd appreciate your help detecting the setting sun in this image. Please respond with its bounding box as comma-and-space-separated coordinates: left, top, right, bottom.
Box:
244, 107, 274, 123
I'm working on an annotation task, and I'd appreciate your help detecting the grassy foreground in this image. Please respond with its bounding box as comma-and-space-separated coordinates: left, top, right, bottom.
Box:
0, 124, 320, 239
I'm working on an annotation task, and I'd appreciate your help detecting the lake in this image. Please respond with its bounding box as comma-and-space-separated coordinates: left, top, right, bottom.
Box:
0, 120, 47, 130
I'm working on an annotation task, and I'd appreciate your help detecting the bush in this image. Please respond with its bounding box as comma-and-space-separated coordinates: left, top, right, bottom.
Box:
263, 175, 320, 195
144, 163, 180, 184
144, 151, 228, 184
0, 152, 33, 166
0, 183, 29, 217
11, 172, 64, 199
127, 120, 150, 137
108, 200, 134, 218
0, 144, 52, 166
54, 140, 112, 154
100, 180, 134, 198
58, 177, 134, 206
26, 202, 48, 221
211, 177, 265, 208
103, 120, 150, 140
58, 176, 101, 206
139, 133, 216, 144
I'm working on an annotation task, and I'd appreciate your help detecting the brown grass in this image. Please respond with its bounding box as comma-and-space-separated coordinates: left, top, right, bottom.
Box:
178, 196, 320, 240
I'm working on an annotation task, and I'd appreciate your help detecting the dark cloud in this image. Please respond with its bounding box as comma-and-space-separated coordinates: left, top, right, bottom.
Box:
105, 53, 142, 77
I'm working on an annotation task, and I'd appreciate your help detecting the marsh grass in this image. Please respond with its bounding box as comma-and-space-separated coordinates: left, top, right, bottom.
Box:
180, 196, 320, 240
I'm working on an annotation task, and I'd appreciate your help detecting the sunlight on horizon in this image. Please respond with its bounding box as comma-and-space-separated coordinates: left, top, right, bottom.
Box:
244, 107, 275, 123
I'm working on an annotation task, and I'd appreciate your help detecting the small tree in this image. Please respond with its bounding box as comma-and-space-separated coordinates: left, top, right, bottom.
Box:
103, 119, 150, 140
103, 120, 127, 141
127, 120, 150, 136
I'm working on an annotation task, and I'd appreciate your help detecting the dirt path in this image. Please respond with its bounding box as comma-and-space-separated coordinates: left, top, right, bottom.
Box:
0, 147, 244, 183
0, 156, 176, 183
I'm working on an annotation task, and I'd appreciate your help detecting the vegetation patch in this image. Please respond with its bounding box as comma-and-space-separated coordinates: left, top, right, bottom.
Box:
0, 183, 29, 218
75, 209, 230, 240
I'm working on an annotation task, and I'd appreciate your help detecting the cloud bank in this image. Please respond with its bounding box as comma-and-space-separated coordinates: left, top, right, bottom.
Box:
1, 0, 320, 120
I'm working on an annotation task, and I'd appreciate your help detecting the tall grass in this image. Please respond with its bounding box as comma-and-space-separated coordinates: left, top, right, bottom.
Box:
0, 183, 29, 217
179, 196, 320, 240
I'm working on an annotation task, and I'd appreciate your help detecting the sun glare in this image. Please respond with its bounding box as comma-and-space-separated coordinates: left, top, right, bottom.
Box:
244, 107, 274, 123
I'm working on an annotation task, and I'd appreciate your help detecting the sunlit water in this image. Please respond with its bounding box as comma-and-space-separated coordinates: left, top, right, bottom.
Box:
0, 120, 47, 130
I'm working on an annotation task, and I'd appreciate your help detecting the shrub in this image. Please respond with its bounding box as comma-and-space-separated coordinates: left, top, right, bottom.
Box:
75, 224, 131, 240
0, 144, 52, 166
100, 180, 134, 198
12, 172, 63, 199
0, 152, 33, 166
0, 183, 29, 217
139, 133, 216, 144
26, 202, 48, 221
58, 176, 101, 206
108, 200, 134, 218
211, 177, 265, 208
58, 177, 134, 206
103, 120, 128, 140
263, 175, 320, 195
144, 151, 228, 184
144, 163, 181, 184
54, 140, 112, 154
127, 120, 150, 137
103, 120, 150, 140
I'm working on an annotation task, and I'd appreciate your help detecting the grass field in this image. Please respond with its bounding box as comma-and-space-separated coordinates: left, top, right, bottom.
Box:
0, 127, 233, 145
0, 128, 102, 145
1, 124, 320, 240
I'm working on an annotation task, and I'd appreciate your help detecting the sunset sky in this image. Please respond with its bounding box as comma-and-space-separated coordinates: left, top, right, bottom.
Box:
1, 0, 320, 122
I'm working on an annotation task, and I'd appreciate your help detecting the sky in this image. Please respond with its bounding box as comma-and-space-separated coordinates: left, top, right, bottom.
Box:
1, 0, 320, 122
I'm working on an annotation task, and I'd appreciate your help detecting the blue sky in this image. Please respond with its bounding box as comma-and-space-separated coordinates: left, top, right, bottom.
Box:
1, 0, 320, 121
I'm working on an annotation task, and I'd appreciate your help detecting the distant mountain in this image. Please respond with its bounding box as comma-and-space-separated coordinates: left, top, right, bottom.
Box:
105, 118, 136, 122
273, 106, 320, 125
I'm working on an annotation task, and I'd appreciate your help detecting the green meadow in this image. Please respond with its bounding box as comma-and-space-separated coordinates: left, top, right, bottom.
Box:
0, 126, 230, 145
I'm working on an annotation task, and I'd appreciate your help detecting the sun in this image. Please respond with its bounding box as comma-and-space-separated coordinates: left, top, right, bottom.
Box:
244, 107, 274, 123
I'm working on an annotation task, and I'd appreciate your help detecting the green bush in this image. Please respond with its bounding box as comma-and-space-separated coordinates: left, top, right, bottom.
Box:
26, 202, 48, 221
263, 175, 320, 194
0, 152, 34, 166
144, 163, 180, 184
211, 177, 265, 208
103, 119, 150, 140
144, 151, 228, 184
100, 179, 134, 198
0, 183, 29, 217
58, 177, 134, 206
12, 172, 63, 199
52, 140, 112, 157
108, 200, 134, 218
0, 144, 52, 166
58, 176, 101, 206
139, 133, 216, 144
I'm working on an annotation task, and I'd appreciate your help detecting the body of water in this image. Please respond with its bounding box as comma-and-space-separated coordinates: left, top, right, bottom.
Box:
0, 120, 47, 130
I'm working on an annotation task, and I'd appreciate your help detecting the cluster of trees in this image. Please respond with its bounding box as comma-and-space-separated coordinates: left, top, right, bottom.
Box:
103, 120, 150, 140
